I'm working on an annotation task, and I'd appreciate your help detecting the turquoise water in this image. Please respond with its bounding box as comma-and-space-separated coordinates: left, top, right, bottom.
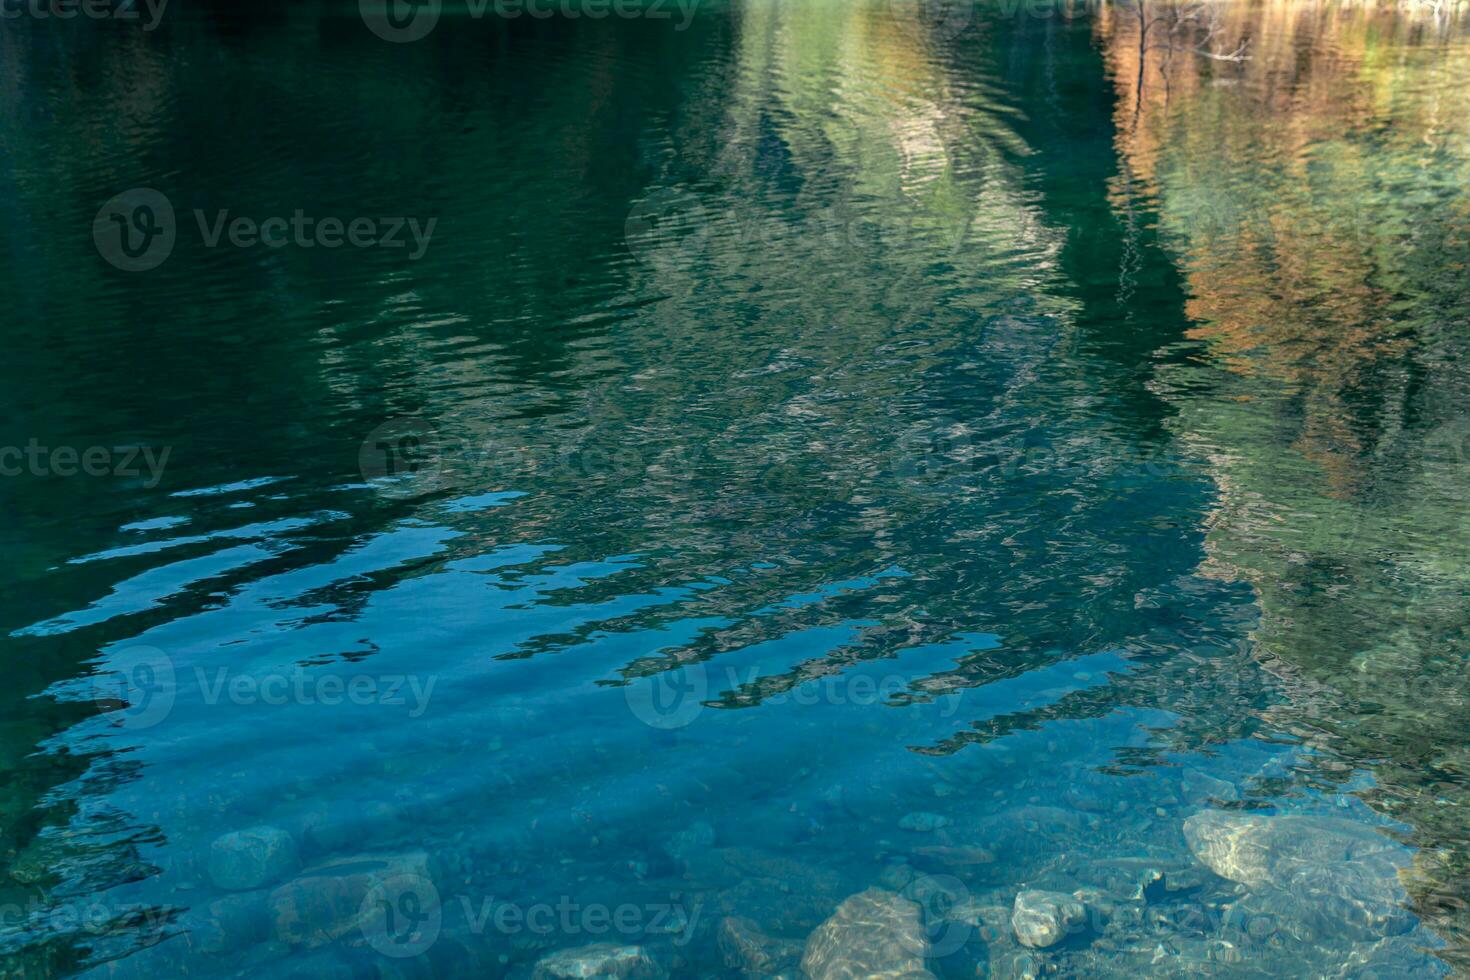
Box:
3, 1, 1470, 976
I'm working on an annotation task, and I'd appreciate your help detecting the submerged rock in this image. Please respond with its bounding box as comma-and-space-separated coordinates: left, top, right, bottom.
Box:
990, 949, 1041, 980
1181, 769, 1239, 805
970, 806, 1083, 871
1183, 811, 1414, 939
7, 837, 57, 885
712, 877, 838, 937
531, 943, 666, 979
188, 890, 271, 953
662, 821, 715, 867
719, 848, 843, 890
1011, 890, 1086, 948
1183, 811, 1397, 889
899, 813, 951, 833
208, 827, 300, 891
901, 873, 964, 913
876, 861, 917, 891
909, 845, 995, 870
801, 887, 935, 979
295, 801, 403, 855
269, 851, 434, 948
717, 916, 801, 976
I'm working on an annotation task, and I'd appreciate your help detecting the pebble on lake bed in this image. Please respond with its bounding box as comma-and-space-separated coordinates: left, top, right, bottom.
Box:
531, 943, 666, 979
1011, 890, 1087, 949
1181, 769, 1240, 805
207, 827, 300, 891
269, 850, 434, 948
187, 890, 271, 953
718, 916, 802, 977
898, 812, 951, 832
662, 820, 716, 867
1183, 810, 1415, 939
801, 887, 935, 979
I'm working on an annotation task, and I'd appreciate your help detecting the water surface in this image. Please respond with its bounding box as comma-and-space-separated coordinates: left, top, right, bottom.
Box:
2, 1, 1470, 976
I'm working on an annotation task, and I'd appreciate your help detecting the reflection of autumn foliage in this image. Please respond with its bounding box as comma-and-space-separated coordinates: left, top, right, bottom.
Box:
1103, 0, 1470, 494
1104, 3, 1470, 965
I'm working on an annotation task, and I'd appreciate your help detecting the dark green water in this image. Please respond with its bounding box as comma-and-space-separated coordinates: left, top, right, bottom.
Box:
3, 1, 1470, 976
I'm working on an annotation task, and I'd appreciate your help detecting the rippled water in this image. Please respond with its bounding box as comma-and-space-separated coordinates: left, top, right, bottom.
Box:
3, 1, 1470, 976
